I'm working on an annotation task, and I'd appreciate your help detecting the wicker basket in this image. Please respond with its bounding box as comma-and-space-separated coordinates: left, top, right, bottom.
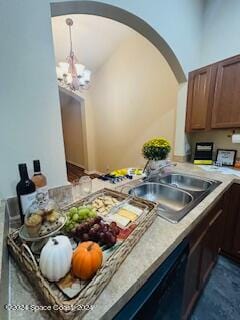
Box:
7, 188, 156, 319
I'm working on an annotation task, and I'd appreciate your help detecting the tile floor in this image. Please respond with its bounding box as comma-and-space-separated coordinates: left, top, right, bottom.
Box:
191, 256, 240, 320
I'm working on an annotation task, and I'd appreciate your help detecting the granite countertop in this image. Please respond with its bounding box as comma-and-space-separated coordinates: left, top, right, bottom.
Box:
3, 163, 240, 320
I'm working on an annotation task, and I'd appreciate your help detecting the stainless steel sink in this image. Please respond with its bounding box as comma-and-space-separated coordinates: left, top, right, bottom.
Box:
129, 182, 193, 211
129, 172, 221, 223
151, 173, 212, 192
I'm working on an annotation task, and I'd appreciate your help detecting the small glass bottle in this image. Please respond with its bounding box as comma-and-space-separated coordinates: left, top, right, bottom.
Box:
32, 160, 49, 208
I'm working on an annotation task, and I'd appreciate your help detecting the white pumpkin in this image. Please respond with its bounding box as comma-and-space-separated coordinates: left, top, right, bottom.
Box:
39, 235, 72, 282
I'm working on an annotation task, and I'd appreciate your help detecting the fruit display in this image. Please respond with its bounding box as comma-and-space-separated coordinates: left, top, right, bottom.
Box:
91, 195, 120, 216
72, 241, 103, 280
39, 236, 73, 282
64, 206, 97, 233
71, 216, 119, 248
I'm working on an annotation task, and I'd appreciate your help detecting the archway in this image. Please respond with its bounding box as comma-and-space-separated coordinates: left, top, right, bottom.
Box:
51, 1, 186, 83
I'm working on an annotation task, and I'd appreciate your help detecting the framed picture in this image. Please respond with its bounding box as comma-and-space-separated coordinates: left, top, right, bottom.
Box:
216, 149, 237, 166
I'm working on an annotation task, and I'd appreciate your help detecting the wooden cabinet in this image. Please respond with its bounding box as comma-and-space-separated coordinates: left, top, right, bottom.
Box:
221, 184, 240, 262
200, 208, 223, 286
212, 56, 240, 128
182, 199, 224, 320
185, 65, 216, 132
182, 231, 204, 319
185, 54, 240, 132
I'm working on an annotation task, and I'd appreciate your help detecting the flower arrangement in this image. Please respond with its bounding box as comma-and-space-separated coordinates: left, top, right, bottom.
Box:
142, 137, 171, 161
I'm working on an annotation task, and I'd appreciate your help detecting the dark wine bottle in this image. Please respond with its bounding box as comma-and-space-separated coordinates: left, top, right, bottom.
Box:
16, 163, 36, 224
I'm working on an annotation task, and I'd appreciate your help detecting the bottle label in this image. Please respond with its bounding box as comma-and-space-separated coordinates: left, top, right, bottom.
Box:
36, 186, 49, 209
20, 192, 37, 215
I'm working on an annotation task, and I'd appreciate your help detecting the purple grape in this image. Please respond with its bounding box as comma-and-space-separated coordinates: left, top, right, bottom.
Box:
110, 222, 117, 229
99, 232, 105, 244
94, 216, 102, 224
92, 223, 101, 232
110, 234, 117, 245
102, 225, 109, 233
88, 218, 95, 227
81, 233, 89, 241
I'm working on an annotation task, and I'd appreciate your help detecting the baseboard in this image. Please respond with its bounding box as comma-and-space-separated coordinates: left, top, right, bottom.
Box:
84, 170, 103, 175
66, 160, 85, 170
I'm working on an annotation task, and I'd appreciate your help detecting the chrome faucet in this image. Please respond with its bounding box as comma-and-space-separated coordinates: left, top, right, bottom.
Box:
144, 162, 177, 179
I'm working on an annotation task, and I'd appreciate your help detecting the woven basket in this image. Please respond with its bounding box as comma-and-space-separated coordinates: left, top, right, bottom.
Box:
7, 188, 156, 319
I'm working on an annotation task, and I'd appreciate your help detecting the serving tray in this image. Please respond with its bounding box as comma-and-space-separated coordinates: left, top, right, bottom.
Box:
7, 188, 156, 320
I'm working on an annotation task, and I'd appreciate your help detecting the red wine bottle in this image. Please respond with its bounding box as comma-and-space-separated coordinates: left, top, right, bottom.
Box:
16, 163, 36, 224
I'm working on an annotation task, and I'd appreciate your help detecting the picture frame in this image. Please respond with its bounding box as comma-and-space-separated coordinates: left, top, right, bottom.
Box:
216, 149, 237, 166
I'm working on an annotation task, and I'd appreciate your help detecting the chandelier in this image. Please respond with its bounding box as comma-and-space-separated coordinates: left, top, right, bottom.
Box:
56, 18, 91, 91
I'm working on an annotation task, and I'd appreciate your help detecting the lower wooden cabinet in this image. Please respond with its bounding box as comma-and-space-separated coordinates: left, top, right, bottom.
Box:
182, 184, 240, 319
221, 184, 240, 262
182, 199, 224, 320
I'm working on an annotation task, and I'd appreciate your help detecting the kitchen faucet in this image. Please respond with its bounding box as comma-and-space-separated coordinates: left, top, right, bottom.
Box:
144, 162, 177, 179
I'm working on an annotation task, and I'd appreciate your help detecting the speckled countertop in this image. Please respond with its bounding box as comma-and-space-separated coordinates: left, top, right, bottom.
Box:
2, 163, 240, 320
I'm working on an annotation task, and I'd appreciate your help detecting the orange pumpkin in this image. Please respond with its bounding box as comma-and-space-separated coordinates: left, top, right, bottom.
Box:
72, 241, 103, 280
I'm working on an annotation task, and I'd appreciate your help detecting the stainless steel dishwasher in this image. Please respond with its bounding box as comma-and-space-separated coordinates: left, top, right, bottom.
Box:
114, 239, 189, 320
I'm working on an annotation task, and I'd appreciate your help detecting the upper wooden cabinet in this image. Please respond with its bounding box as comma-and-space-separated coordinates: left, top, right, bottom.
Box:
185, 54, 240, 132
212, 55, 240, 128
185, 65, 216, 132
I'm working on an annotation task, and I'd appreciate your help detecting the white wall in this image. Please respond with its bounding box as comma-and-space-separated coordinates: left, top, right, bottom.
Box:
0, 0, 204, 197
201, 0, 240, 66
90, 34, 178, 172
82, 0, 204, 74
0, 1, 68, 198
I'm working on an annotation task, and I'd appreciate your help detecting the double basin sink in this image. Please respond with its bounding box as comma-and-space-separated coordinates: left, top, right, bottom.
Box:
129, 172, 221, 223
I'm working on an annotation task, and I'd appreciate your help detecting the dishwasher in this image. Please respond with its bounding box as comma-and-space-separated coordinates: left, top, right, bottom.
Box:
114, 239, 189, 320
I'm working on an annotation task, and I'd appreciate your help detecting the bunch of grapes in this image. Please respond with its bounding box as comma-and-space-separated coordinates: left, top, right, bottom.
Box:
72, 216, 120, 247
64, 206, 97, 233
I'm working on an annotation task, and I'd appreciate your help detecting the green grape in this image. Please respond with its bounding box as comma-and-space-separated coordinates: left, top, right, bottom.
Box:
88, 209, 97, 218
72, 213, 79, 222
69, 207, 78, 217
68, 223, 75, 230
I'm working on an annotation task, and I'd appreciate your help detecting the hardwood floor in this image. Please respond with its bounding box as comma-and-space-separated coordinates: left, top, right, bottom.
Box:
66, 162, 100, 182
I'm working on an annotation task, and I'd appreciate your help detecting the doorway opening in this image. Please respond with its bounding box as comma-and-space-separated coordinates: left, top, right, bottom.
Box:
50, 2, 185, 182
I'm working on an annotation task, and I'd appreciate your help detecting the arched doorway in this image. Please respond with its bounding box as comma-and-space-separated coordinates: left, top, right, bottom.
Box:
51, 1, 187, 177
50, 1, 186, 84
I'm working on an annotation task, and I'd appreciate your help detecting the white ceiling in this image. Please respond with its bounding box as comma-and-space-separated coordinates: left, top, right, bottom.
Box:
51, 14, 137, 72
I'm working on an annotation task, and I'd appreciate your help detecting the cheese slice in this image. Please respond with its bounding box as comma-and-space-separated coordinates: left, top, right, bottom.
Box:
122, 204, 143, 217
113, 214, 130, 228
117, 209, 138, 222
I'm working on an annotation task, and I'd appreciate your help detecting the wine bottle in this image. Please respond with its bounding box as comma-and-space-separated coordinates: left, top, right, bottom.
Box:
16, 163, 36, 224
32, 160, 49, 208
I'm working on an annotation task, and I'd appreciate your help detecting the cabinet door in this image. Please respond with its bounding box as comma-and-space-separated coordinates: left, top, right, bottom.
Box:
185, 65, 216, 132
182, 233, 205, 320
200, 209, 223, 286
232, 213, 240, 259
222, 184, 240, 261
182, 199, 224, 320
212, 55, 240, 128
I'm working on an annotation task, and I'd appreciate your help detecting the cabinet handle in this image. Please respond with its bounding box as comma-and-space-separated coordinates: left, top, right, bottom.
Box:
209, 209, 223, 227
